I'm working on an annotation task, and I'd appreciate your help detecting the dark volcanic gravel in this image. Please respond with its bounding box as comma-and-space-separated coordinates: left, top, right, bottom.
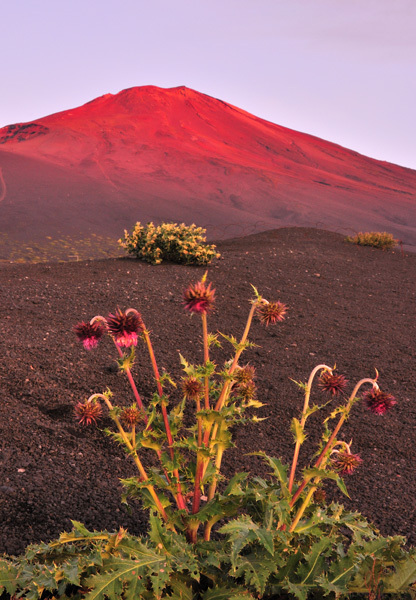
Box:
0, 227, 415, 557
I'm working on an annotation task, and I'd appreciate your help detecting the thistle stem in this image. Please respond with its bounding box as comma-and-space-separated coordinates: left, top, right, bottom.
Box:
143, 329, 188, 512
113, 338, 177, 497
88, 394, 170, 524
113, 343, 145, 414
201, 313, 210, 411
203, 302, 258, 450
204, 516, 221, 541
289, 482, 319, 532
189, 455, 205, 541
204, 521, 214, 541
288, 364, 332, 493
201, 302, 259, 482
196, 396, 202, 448
207, 443, 224, 501
290, 377, 379, 507
290, 452, 333, 531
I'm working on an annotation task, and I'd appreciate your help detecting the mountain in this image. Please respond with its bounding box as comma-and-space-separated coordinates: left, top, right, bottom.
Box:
0, 85, 415, 259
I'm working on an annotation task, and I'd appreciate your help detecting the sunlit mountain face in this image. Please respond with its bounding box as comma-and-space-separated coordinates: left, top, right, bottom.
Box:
1, 85, 415, 254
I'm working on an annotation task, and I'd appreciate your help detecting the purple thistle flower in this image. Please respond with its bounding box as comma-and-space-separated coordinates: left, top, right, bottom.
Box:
331, 449, 362, 475
74, 321, 105, 350
74, 398, 102, 426
318, 371, 348, 396
363, 388, 397, 415
256, 300, 287, 326
119, 405, 144, 428
183, 280, 215, 314
107, 309, 145, 348
182, 376, 203, 400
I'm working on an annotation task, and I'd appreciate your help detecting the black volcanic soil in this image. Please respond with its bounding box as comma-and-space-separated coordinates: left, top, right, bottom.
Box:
0, 227, 415, 558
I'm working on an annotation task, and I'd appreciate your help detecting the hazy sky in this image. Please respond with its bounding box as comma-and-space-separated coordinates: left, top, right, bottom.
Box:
1, 0, 415, 169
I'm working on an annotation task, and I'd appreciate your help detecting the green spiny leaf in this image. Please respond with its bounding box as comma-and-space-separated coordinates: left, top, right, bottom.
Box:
224, 472, 248, 496
150, 559, 172, 598
297, 537, 333, 584
249, 453, 289, 493
379, 548, 416, 592
283, 580, 308, 600
250, 284, 262, 301
0, 559, 19, 594
290, 378, 308, 392
207, 333, 221, 349
335, 476, 350, 498
117, 346, 136, 372
168, 574, 195, 599
291, 418, 306, 445
230, 547, 278, 594
84, 554, 164, 600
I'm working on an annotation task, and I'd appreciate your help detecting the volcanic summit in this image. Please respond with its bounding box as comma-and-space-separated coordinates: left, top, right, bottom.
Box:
0, 85, 415, 259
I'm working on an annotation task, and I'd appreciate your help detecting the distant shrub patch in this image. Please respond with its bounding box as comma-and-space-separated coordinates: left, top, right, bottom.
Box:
119, 222, 220, 265
345, 231, 398, 250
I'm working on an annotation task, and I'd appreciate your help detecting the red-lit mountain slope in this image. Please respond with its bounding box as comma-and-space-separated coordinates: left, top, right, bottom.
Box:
1, 85, 415, 255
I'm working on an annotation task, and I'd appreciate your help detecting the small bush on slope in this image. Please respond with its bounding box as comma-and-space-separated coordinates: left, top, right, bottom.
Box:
119, 222, 220, 265
345, 232, 398, 250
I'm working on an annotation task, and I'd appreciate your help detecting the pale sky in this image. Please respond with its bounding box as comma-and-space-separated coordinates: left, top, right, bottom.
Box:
1, 0, 415, 169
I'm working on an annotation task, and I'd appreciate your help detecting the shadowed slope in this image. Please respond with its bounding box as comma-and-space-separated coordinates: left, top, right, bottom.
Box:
1, 85, 415, 258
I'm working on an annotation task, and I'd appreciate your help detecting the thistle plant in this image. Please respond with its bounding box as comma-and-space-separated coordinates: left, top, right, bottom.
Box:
71, 274, 398, 544
72, 275, 284, 542
2, 276, 414, 600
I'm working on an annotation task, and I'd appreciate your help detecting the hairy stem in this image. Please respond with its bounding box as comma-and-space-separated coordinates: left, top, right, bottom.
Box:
289, 483, 319, 532
201, 302, 259, 481
114, 344, 146, 415
288, 364, 332, 493
202, 313, 210, 411
196, 396, 202, 447
143, 329, 188, 512
89, 393, 170, 524
207, 443, 224, 502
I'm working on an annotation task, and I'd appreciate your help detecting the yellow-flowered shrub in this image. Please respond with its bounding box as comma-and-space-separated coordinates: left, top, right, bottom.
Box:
345, 231, 398, 250
119, 222, 220, 265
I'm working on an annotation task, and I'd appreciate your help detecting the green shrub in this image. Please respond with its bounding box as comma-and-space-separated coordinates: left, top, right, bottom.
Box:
119, 222, 220, 265
345, 231, 398, 250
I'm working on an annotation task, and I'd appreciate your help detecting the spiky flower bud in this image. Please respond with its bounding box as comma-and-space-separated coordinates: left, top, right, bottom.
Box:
74, 321, 105, 350
363, 388, 397, 415
183, 280, 215, 314
182, 376, 203, 400
318, 371, 348, 396
74, 398, 102, 426
234, 364, 256, 385
119, 405, 144, 428
330, 449, 362, 475
107, 309, 145, 347
235, 381, 257, 401
256, 300, 287, 326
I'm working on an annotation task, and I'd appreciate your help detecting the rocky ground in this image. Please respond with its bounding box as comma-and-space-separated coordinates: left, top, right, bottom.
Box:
0, 227, 415, 557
